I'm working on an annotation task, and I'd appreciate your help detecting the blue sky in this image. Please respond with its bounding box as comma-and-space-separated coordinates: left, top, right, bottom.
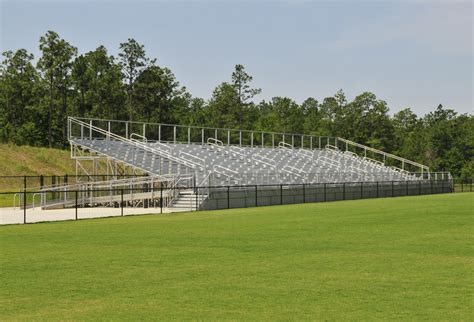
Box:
1, 0, 472, 115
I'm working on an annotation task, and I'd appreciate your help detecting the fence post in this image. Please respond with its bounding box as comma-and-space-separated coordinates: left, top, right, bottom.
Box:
40, 175, 44, 189
75, 190, 78, 220
121, 189, 124, 216
227, 186, 230, 209
418, 180, 421, 195
255, 185, 258, 207
376, 181, 379, 198
360, 182, 363, 199
324, 183, 327, 202
280, 184, 283, 205
303, 184, 306, 203
406, 181, 409, 196
461, 180, 464, 192
343, 183, 346, 200
430, 179, 433, 194
391, 181, 394, 197
160, 186, 163, 214
23, 176, 26, 224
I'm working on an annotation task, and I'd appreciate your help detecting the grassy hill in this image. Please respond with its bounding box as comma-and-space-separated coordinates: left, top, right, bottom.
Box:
0, 193, 472, 320
0, 144, 74, 176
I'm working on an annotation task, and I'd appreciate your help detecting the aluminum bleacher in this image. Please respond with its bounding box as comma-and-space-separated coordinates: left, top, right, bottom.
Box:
57, 117, 440, 210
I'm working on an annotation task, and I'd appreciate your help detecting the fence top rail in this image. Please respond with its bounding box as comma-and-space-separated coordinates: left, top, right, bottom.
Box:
0, 178, 455, 195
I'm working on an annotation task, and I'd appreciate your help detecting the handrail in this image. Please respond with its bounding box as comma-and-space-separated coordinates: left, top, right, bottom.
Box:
325, 144, 339, 151
68, 117, 198, 170
213, 164, 238, 175
130, 133, 147, 143
282, 164, 306, 177
348, 165, 368, 174
71, 116, 338, 139
337, 137, 429, 172
207, 138, 223, 146
154, 141, 172, 154
179, 151, 206, 169
318, 155, 340, 167
344, 151, 358, 157
390, 166, 411, 175
296, 149, 313, 160
229, 146, 246, 162
363, 157, 384, 166
13, 193, 22, 210
213, 165, 241, 184
32, 193, 42, 210
252, 154, 276, 169
40, 174, 173, 192
230, 145, 245, 154
278, 142, 293, 150
197, 171, 213, 187
165, 175, 194, 207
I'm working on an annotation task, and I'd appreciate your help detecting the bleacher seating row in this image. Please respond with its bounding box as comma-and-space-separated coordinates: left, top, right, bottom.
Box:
70, 137, 417, 187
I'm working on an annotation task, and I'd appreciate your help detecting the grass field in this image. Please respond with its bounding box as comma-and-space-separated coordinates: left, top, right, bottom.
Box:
1, 193, 472, 320
0, 144, 73, 179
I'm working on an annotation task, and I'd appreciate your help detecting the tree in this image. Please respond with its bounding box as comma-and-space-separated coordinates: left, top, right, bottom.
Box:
231, 64, 261, 128
37, 31, 77, 147
206, 82, 239, 129
71, 46, 126, 120
134, 65, 180, 124
0, 49, 41, 144
118, 39, 154, 121
302, 98, 322, 135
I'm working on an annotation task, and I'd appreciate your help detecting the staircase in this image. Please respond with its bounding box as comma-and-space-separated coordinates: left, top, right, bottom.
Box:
168, 189, 206, 211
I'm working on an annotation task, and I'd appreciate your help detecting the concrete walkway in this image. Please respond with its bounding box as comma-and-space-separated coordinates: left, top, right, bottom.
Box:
0, 206, 194, 225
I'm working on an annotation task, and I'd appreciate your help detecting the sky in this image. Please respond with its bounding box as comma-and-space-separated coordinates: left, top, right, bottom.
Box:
1, 0, 473, 116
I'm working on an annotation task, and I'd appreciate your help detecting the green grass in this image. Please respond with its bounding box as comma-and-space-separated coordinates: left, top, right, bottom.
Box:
1, 193, 472, 320
0, 144, 73, 178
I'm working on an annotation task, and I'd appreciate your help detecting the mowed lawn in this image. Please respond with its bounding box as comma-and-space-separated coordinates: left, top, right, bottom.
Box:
0, 193, 472, 320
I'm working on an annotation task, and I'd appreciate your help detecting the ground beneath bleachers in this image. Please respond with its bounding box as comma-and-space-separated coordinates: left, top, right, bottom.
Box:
0, 206, 192, 225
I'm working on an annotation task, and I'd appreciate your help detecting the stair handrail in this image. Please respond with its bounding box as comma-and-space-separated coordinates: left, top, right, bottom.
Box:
68, 117, 198, 170
207, 137, 223, 146
229, 145, 247, 162
295, 148, 313, 160
165, 175, 194, 208
213, 165, 241, 185
325, 144, 339, 151
179, 151, 206, 169
252, 154, 277, 170
130, 133, 147, 143
281, 164, 306, 177
362, 156, 384, 166
207, 138, 224, 154
390, 166, 411, 175
153, 141, 172, 154
318, 155, 341, 167
278, 142, 293, 150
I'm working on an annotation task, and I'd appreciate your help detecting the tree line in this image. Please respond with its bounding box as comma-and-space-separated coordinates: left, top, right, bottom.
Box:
0, 31, 472, 177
